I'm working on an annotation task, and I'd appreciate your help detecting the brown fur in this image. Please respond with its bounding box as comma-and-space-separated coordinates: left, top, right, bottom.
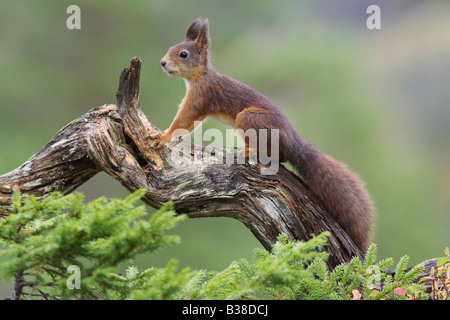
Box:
152, 18, 375, 250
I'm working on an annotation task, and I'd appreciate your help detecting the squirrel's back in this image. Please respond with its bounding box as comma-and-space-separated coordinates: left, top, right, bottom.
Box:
197, 70, 375, 250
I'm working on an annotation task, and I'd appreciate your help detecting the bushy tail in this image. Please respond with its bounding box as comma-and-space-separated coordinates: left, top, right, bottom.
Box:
287, 135, 375, 251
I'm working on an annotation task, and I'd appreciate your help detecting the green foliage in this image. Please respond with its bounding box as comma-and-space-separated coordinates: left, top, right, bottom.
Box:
0, 190, 432, 300
91, 233, 330, 300
302, 245, 427, 300
174, 233, 329, 300
0, 189, 185, 299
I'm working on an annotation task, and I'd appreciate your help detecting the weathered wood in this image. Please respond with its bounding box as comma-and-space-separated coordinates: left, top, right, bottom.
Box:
0, 56, 370, 269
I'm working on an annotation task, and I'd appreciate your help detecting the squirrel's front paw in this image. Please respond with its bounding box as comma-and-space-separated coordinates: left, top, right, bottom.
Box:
149, 132, 170, 149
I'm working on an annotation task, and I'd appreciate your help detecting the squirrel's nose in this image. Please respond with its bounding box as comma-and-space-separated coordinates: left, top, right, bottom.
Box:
160, 60, 166, 67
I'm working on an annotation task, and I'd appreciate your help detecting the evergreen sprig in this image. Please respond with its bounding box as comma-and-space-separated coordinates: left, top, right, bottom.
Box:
0, 189, 185, 299
302, 244, 427, 300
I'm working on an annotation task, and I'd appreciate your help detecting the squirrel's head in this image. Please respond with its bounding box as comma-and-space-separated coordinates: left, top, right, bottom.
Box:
160, 18, 211, 81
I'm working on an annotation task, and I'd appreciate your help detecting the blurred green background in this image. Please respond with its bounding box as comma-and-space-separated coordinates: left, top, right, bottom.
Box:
0, 0, 449, 296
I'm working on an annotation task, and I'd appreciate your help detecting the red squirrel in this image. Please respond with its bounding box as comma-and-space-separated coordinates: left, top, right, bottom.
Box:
150, 18, 375, 250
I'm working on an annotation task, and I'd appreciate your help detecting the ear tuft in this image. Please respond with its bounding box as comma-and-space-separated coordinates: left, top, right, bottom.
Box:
194, 18, 210, 49
185, 18, 203, 41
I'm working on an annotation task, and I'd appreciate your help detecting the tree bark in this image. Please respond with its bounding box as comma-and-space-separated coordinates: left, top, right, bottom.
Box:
0, 57, 387, 271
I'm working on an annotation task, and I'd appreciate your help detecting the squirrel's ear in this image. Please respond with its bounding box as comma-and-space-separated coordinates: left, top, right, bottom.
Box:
185, 18, 203, 41
194, 18, 209, 49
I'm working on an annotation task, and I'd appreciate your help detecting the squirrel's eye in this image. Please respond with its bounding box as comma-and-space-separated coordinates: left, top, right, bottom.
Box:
179, 51, 189, 59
